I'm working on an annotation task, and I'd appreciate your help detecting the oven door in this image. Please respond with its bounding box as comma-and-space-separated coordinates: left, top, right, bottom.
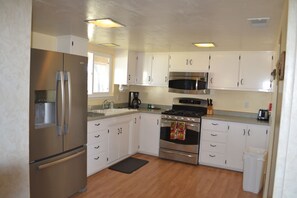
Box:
160, 119, 200, 154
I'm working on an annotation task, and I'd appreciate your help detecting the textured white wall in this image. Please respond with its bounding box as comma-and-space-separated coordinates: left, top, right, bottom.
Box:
0, 0, 32, 197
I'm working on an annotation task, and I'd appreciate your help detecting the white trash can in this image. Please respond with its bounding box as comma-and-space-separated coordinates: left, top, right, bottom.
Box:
243, 147, 268, 194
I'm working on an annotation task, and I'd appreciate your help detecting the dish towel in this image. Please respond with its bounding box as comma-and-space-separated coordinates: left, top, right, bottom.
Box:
170, 121, 186, 140
176, 122, 186, 140
170, 121, 177, 139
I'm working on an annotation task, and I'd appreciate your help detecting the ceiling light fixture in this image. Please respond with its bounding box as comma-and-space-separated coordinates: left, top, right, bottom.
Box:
247, 17, 270, 27
193, 42, 216, 48
99, 43, 120, 47
85, 18, 124, 28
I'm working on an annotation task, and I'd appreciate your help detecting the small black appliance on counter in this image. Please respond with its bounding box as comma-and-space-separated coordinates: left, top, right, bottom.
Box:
257, 109, 269, 121
128, 91, 141, 109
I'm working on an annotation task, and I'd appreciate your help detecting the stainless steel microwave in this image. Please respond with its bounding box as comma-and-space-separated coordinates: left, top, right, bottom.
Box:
168, 72, 209, 94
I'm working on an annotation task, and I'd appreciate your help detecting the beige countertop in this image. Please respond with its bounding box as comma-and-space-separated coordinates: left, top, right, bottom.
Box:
202, 114, 270, 126
87, 108, 164, 121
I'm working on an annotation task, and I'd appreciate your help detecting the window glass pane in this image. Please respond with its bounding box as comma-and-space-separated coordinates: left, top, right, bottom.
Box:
87, 52, 111, 96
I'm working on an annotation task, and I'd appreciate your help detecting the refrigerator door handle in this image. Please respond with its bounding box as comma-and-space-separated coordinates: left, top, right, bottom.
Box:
38, 150, 85, 170
64, 71, 72, 134
56, 71, 65, 136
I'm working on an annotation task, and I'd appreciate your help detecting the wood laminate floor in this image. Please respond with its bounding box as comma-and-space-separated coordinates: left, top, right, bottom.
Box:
74, 154, 262, 198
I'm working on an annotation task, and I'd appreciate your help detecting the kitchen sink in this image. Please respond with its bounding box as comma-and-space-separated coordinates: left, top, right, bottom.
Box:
91, 108, 137, 116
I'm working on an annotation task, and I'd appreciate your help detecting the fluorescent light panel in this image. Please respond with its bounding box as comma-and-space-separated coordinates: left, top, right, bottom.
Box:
86, 18, 124, 28
193, 42, 215, 48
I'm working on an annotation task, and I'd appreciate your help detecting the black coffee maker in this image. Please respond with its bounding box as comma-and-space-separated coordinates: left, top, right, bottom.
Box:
129, 91, 141, 109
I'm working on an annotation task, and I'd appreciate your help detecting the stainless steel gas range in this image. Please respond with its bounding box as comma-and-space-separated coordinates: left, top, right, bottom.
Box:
159, 98, 207, 165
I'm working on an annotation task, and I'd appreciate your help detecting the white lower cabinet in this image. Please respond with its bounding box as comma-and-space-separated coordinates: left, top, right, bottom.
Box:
200, 118, 270, 172
226, 122, 270, 171
107, 117, 130, 164
139, 113, 161, 156
87, 119, 109, 176
129, 114, 140, 155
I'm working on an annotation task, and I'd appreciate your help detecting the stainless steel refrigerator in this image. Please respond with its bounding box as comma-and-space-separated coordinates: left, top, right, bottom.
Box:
29, 49, 87, 198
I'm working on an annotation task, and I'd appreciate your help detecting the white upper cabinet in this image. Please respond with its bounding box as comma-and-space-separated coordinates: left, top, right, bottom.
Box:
151, 53, 169, 86
114, 50, 137, 85
209, 51, 274, 92
208, 52, 240, 89
136, 52, 169, 86
169, 52, 210, 72
239, 51, 273, 91
136, 52, 153, 85
57, 35, 88, 57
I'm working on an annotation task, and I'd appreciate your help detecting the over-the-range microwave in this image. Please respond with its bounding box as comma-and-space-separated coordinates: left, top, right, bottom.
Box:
168, 72, 210, 94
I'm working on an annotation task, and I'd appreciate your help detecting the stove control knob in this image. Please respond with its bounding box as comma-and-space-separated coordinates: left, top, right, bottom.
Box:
168, 116, 172, 119
174, 116, 178, 119
191, 118, 195, 122
187, 118, 191, 121
180, 117, 184, 120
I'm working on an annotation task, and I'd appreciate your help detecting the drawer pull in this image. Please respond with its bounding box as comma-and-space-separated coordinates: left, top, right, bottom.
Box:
210, 134, 217, 136
211, 123, 218, 125
94, 146, 100, 149
95, 123, 101, 126
210, 144, 217, 147
94, 135, 100, 138
94, 156, 100, 160
209, 154, 216, 158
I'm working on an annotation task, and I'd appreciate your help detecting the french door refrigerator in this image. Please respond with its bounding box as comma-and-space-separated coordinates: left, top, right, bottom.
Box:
29, 49, 87, 198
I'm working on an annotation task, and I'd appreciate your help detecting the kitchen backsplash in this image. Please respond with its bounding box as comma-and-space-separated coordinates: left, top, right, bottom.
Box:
128, 85, 272, 113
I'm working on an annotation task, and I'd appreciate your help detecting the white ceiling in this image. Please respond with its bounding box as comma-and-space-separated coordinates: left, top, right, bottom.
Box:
32, 0, 284, 52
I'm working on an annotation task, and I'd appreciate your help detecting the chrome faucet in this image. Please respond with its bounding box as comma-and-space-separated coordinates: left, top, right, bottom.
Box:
103, 100, 110, 109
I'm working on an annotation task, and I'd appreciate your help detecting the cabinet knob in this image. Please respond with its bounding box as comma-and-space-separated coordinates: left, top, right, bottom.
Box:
95, 123, 100, 126
210, 144, 217, 147
94, 156, 100, 160
94, 135, 100, 138
210, 78, 213, 84
240, 78, 244, 85
209, 154, 216, 158
94, 146, 100, 149
210, 134, 217, 136
189, 59, 193, 65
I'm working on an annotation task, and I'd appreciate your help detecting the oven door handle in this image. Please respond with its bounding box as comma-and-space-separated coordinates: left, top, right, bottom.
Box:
161, 120, 199, 127
162, 150, 194, 158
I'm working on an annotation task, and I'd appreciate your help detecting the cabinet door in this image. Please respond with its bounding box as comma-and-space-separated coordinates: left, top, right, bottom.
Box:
151, 53, 169, 86
246, 124, 269, 150
114, 49, 129, 85
127, 52, 137, 85
239, 51, 273, 91
119, 122, 130, 158
226, 122, 246, 171
209, 52, 240, 89
108, 127, 119, 163
169, 52, 188, 71
139, 113, 161, 156
169, 52, 209, 72
189, 52, 210, 71
129, 114, 140, 155
136, 53, 152, 85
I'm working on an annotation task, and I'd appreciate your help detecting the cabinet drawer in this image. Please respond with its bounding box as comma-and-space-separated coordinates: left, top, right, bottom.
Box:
202, 119, 228, 132
88, 120, 107, 132
87, 152, 107, 176
200, 141, 226, 154
88, 141, 107, 156
87, 129, 107, 144
201, 131, 227, 143
200, 151, 225, 166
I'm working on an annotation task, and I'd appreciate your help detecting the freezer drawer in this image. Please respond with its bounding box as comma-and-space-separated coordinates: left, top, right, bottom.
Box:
30, 146, 87, 198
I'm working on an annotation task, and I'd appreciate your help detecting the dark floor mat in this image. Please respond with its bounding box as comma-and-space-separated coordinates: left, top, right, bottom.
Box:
109, 157, 149, 174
